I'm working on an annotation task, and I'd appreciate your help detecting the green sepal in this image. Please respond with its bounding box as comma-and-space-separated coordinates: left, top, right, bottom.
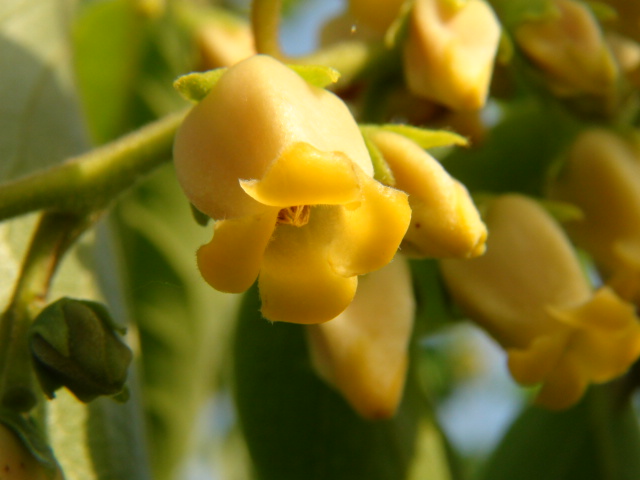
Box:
288, 64, 341, 88
362, 124, 469, 150
585, 1, 618, 22
384, 0, 414, 49
362, 134, 396, 186
0, 409, 60, 478
29, 297, 132, 403
190, 203, 211, 226
490, 0, 557, 30
173, 68, 228, 103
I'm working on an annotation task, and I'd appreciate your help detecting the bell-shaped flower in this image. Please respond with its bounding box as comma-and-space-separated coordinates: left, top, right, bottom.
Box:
549, 129, 640, 303
173, 55, 411, 324
403, 0, 501, 110
307, 257, 415, 419
365, 129, 487, 258
515, 0, 618, 97
440, 194, 640, 409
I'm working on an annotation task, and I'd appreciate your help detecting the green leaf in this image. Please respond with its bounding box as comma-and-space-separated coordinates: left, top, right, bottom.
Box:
478, 386, 640, 480
0, 0, 89, 182
112, 165, 239, 480
73, 0, 147, 143
233, 285, 422, 480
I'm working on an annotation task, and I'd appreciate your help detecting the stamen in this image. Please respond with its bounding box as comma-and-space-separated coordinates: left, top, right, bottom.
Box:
277, 205, 311, 227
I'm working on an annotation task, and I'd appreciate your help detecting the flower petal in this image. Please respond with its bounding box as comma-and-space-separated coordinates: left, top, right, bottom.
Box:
258, 214, 358, 324
197, 209, 279, 293
326, 172, 411, 277
306, 257, 415, 419
240, 142, 362, 207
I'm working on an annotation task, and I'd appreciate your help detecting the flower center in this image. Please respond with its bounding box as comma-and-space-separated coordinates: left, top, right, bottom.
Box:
277, 205, 311, 227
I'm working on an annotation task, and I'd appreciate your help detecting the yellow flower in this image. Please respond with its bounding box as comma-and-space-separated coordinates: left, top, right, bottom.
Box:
403, 0, 501, 110
515, 0, 618, 96
173, 55, 411, 324
365, 129, 487, 258
440, 194, 640, 409
549, 129, 640, 303
307, 257, 414, 419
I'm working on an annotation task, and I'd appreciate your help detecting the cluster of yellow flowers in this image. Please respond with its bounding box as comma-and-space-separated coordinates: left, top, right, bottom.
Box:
175, 0, 640, 416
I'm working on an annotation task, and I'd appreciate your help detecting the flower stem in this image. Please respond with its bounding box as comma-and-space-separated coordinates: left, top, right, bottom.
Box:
251, 0, 285, 59
0, 212, 95, 411
0, 109, 187, 223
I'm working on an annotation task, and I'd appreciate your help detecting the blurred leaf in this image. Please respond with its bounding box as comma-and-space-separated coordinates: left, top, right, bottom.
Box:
443, 99, 582, 196
73, 0, 146, 143
113, 165, 238, 480
0, 0, 89, 181
478, 386, 640, 480
234, 285, 426, 480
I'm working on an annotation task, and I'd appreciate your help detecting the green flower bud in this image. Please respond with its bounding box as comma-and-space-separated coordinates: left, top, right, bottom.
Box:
29, 298, 132, 403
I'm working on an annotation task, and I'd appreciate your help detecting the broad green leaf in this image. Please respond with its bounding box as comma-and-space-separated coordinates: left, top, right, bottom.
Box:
477, 386, 640, 480
73, 0, 147, 143
0, 0, 89, 181
233, 285, 424, 480
363, 134, 396, 185
112, 165, 238, 480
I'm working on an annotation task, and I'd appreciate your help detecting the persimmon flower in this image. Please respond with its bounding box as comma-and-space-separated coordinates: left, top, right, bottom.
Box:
365, 129, 487, 258
403, 0, 501, 110
307, 257, 415, 419
173, 55, 411, 324
515, 0, 618, 97
549, 129, 640, 304
440, 195, 640, 409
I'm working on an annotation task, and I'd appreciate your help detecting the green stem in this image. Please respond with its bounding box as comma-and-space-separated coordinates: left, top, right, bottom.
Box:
0, 212, 95, 412
0, 109, 187, 223
251, 0, 285, 59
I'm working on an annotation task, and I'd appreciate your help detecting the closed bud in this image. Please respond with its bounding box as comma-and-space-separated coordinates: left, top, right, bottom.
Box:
306, 257, 415, 419
29, 297, 132, 403
549, 129, 640, 303
515, 0, 618, 97
367, 130, 487, 258
440, 195, 640, 409
403, 0, 501, 110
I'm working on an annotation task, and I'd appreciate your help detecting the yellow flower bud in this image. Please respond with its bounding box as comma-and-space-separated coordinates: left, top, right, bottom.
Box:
367, 130, 487, 258
515, 0, 618, 96
548, 129, 640, 303
403, 0, 501, 110
306, 257, 414, 419
174, 55, 411, 324
0, 423, 63, 480
440, 194, 640, 409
